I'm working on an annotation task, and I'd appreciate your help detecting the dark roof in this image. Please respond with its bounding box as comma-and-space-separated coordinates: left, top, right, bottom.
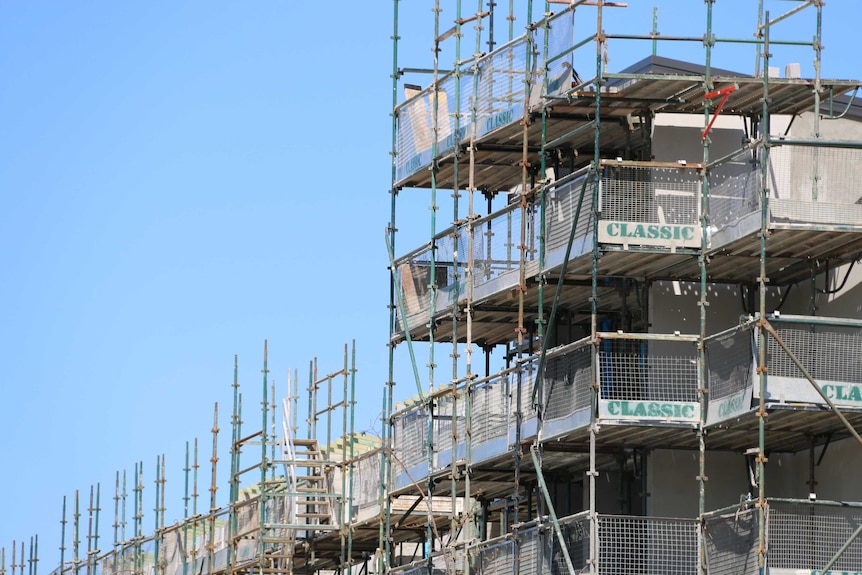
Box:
617, 54, 746, 79
605, 54, 862, 120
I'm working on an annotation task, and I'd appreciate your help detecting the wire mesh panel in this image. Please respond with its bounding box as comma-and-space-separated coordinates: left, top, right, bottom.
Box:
395, 202, 537, 335
98, 550, 122, 575
391, 404, 430, 489
470, 373, 513, 465
703, 507, 759, 575
393, 563, 430, 575
231, 501, 260, 565
768, 144, 862, 226
597, 336, 700, 424
352, 450, 382, 516
266, 494, 298, 539
395, 72, 467, 184
139, 537, 157, 575
530, 10, 580, 106
769, 500, 862, 573
470, 539, 516, 575
543, 173, 595, 271
597, 515, 698, 575
598, 163, 702, 249
432, 392, 467, 471
181, 516, 210, 572
394, 14, 611, 186
706, 151, 761, 234
235, 499, 259, 537
705, 326, 755, 426
115, 542, 138, 575
474, 36, 530, 140
539, 512, 591, 575
541, 338, 592, 439
394, 227, 468, 334
395, 247, 435, 334
472, 201, 541, 302
160, 528, 185, 575
435, 547, 464, 575
234, 520, 257, 566
761, 319, 862, 407
517, 525, 540, 575
438, 223, 480, 311
518, 357, 541, 443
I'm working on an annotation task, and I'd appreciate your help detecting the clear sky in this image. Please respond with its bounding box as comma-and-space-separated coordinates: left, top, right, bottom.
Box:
1, 1, 857, 570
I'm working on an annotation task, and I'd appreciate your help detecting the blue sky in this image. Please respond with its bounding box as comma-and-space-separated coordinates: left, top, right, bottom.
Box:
0, 0, 857, 569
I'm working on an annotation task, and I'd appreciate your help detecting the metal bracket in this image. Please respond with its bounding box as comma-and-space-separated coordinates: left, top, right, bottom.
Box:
702, 84, 739, 139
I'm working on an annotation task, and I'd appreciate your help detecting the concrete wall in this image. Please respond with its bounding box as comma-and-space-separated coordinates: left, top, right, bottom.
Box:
646, 271, 862, 515
768, 437, 862, 501
648, 449, 754, 517
592, 113, 862, 518
790, 112, 862, 140
644, 441, 862, 518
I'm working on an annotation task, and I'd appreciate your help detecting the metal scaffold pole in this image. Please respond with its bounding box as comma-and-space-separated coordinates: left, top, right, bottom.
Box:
515, 0, 534, 350
450, 0, 462, 556
426, 1, 443, 566
191, 439, 199, 574
463, 0, 486, 551
29, 537, 37, 575
536, 1, 550, 357
73, 491, 80, 575
182, 444, 190, 575
228, 356, 239, 575
812, 1, 822, 200
228, 355, 241, 573
589, 3, 604, 573
154, 458, 164, 575
121, 470, 128, 559
113, 473, 120, 551
756, 12, 772, 572
208, 405, 218, 575
698, 4, 714, 574
347, 341, 357, 569
134, 464, 143, 575
86, 486, 93, 575
257, 342, 269, 575
59, 497, 67, 575
383, 0, 400, 572
94, 484, 101, 575
450, 0, 463, 404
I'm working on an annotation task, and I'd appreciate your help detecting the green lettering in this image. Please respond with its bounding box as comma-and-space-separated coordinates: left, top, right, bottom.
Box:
718, 396, 744, 418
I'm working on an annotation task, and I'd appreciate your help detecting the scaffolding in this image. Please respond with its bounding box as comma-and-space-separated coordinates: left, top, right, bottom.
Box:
0, 342, 387, 575
385, 2, 862, 575
6, 3, 862, 575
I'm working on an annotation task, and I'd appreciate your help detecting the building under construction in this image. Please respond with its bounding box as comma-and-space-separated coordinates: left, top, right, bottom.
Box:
5, 1, 862, 574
